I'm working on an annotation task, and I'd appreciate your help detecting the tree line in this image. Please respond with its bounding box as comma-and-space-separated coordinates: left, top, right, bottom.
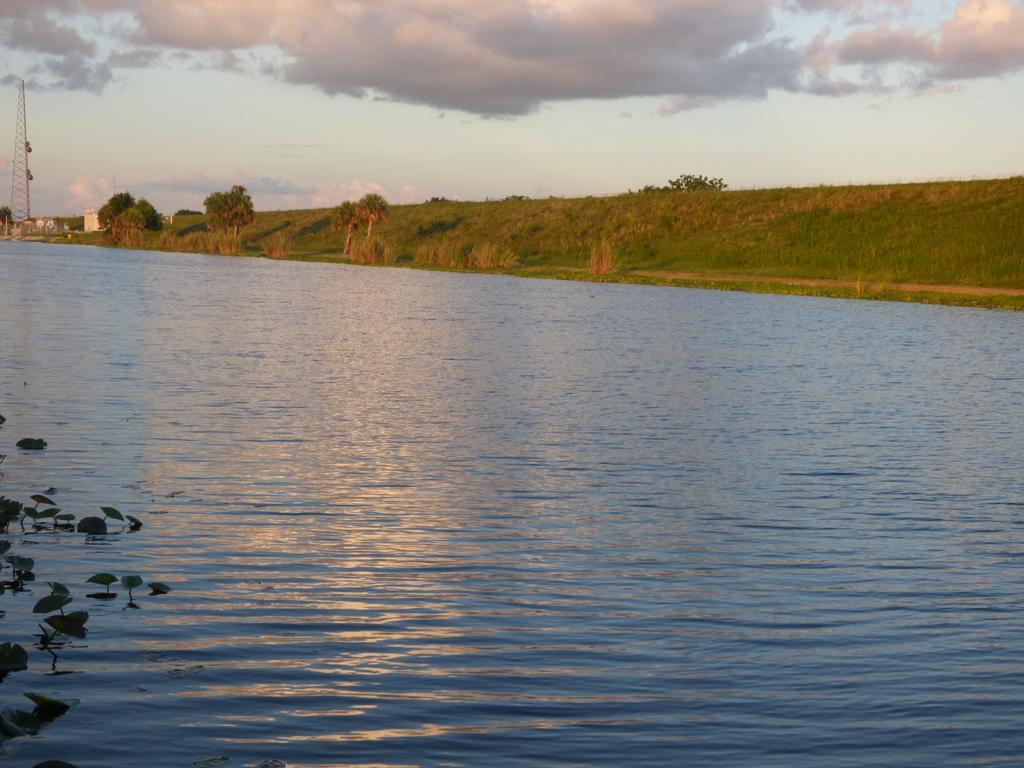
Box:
95, 185, 391, 257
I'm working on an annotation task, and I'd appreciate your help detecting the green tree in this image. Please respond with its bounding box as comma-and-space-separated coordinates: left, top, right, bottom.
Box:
98, 192, 135, 230
357, 193, 390, 241
134, 199, 162, 231
331, 201, 360, 256
111, 206, 147, 245
204, 185, 255, 240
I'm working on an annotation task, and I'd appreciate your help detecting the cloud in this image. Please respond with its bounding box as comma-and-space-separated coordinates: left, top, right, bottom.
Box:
2, 1, 1022, 112
834, 0, 1024, 82
67, 176, 115, 209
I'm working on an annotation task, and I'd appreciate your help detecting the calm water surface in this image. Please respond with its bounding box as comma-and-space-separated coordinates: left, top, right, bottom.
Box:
1, 241, 1023, 767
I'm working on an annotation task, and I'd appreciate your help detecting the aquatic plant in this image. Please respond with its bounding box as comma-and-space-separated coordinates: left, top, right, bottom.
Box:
121, 575, 143, 606
16, 439, 47, 450
85, 573, 118, 600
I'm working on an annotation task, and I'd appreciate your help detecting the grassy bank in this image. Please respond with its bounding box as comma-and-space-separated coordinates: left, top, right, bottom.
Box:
63, 177, 1024, 310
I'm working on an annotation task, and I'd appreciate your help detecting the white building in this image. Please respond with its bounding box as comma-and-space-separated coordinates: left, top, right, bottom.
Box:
84, 208, 100, 233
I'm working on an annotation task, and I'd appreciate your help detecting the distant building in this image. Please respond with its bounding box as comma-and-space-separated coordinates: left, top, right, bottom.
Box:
84, 208, 100, 233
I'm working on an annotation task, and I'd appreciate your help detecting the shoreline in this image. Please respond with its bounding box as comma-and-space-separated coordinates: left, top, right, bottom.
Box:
27, 237, 1024, 311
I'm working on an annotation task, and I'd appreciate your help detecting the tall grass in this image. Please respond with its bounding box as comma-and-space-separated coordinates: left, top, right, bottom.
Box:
261, 231, 291, 259
100, 177, 1024, 290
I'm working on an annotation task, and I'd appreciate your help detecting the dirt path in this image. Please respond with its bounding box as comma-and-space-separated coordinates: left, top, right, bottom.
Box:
630, 270, 1024, 298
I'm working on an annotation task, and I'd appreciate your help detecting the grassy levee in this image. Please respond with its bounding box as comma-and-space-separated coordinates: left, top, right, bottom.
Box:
65, 177, 1024, 309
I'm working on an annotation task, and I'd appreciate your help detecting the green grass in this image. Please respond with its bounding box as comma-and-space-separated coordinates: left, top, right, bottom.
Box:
63, 177, 1024, 309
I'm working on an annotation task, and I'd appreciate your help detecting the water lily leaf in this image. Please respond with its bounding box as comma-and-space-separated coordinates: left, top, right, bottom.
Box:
33, 594, 72, 614
0, 707, 40, 737
31, 494, 56, 506
35, 507, 58, 519
0, 541, 9, 555
87, 572, 118, 587
254, 760, 286, 768
148, 582, 172, 595
0, 642, 28, 672
24, 692, 74, 719
12, 556, 35, 572
45, 615, 87, 639
86, 592, 117, 600
66, 610, 89, 625
121, 574, 143, 591
56, 513, 75, 522
76, 516, 107, 534
127, 515, 143, 531
16, 438, 47, 450
21, 570, 36, 582
100, 506, 125, 521
193, 756, 229, 766
49, 581, 70, 595
32, 761, 80, 768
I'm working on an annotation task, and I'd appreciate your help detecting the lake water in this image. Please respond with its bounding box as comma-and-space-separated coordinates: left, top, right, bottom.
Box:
1, 241, 1023, 767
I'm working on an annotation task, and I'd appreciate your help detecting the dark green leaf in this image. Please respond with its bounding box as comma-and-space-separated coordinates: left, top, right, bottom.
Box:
33, 594, 72, 614
100, 507, 125, 521
45, 614, 87, 639
16, 438, 47, 450
56, 513, 75, 522
148, 582, 172, 595
66, 610, 89, 626
87, 572, 118, 587
0, 642, 28, 672
0, 707, 40, 737
24, 692, 73, 719
49, 581, 70, 595
35, 507, 58, 519
30, 494, 56, 506
121, 574, 143, 591
76, 517, 107, 534
127, 515, 143, 531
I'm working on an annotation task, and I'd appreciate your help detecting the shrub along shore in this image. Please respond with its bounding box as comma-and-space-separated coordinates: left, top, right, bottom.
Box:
60, 177, 1024, 311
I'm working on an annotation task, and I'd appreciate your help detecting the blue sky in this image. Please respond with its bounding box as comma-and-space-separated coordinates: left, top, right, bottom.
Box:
1, 0, 1022, 215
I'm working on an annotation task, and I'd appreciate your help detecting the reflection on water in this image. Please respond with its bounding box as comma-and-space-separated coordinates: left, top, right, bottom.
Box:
1, 241, 1024, 767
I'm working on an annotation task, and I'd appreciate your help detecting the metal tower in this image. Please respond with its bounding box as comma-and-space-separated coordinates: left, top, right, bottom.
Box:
10, 80, 32, 223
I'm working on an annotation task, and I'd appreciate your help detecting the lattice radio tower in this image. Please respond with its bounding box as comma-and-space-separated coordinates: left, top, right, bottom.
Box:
10, 79, 32, 223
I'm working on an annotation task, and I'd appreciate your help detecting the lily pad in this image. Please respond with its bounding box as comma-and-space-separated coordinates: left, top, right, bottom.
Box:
33, 762, 79, 768
100, 506, 125, 521
0, 642, 28, 672
86, 592, 117, 600
16, 438, 47, 450
49, 582, 70, 595
0, 707, 41, 737
45, 614, 87, 639
87, 572, 117, 587
127, 515, 143, 531
24, 692, 74, 719
30, 494, 56, 506
121, 574, 143, 591
33, 594, 72, 614
76, 517, 107, 535
193, 757, 230, 767
149, 582, 172, 595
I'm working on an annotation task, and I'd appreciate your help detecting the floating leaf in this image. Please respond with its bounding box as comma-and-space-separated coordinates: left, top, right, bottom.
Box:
0, 642, 28, 672
24, 692, 74, 719
86, 592, 117, 600
33, 594, 72, 614
148, 582, 172, 595
87, 573, 118, 587
45, 615, 87, 639
0, 541, 9, 555
49, 582, 70, 595
16, 438, 47, 450
254, 761, 286, 768
100, 506, 125, 521
193, 757, 229, 767
32, 761, 79, 768
121, 575, 143, 591
127, 515, 143, 531
30, 495, 56, 506
55, 513, 75, 522
0, 707, 41, 737
66, 610, 89, 625
35, 507, 58, 519
76, 517, 107, 535
21, 570, 35, 582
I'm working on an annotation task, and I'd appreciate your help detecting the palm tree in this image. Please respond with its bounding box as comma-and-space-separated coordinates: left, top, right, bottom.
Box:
357, 193, 390, 241
331, 201, 360, 256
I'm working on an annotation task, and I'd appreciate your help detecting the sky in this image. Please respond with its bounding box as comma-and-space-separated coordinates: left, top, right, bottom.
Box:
1, 0, 1022, 215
